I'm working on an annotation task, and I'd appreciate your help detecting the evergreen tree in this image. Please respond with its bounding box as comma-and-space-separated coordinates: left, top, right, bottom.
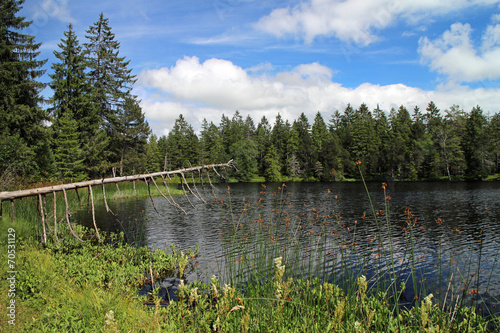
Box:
388, 106, 413, 179
0, 0, 53, 177
263, 144, 282, 182
255, 116, 271, 174
464, 106, 488, 179
49, 23, 99, 179
350, 104, 378, 175
489, 113, 500, 174
84, 13, 135, 131
145, 134, 162, 172
166, 114, 199, 169
271, 114, 290, 175
311, 112, 329, 180
157, 135, 169, 170
290, 113, 313, 177
373, 105, 391, 176
52, 110, 85, 180
230, 139, 258, 182
112, 95, 151, 175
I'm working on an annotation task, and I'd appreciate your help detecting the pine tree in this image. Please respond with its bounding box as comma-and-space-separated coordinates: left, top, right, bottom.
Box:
0, 0, 53, 177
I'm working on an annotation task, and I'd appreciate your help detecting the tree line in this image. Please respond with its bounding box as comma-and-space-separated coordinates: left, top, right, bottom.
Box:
151, 104, 499, 182
2, 0, 499, 185
1, 1, 150, 183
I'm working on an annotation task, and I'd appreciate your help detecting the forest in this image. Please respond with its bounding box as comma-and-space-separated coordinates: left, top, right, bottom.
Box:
2, 0, 500, 187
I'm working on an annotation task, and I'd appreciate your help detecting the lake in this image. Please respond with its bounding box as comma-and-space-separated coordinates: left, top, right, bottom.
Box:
75, 181, 500, 310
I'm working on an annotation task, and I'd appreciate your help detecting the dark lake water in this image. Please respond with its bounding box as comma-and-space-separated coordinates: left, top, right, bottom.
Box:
75, 181, 500, 310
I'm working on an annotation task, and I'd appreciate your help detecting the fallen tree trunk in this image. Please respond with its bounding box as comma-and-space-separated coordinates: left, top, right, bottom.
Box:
0, 160, 234, 243
0, 160, 233, 201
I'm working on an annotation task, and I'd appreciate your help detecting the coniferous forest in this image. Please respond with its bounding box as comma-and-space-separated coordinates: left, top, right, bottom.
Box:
2, 0, 500, 186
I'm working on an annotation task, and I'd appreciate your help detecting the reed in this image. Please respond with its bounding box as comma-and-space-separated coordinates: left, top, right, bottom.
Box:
205, 168, 499, 331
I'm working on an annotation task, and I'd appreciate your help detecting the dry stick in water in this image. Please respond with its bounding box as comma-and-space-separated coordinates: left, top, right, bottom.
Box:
160, 174, 186, 214
179, 173, 196, 209
151, 175, 186, 214
38, 194, 47, 244
145, 177, 159, 214
62, 188, 83, 242
181, 171, 202, 203
88, 185, 101, 241
101, 179, 114, 215
53, 191, 59, 243
187, 162, 206, 204
204, 168, 217, 198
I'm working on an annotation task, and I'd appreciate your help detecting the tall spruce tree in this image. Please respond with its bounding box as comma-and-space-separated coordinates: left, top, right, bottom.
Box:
50, 23, 99, 179
0, 0, 53, 178
84, 13, 135, 131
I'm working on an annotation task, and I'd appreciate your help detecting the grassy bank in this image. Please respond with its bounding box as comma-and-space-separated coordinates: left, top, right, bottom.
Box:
1, 177, 499, 331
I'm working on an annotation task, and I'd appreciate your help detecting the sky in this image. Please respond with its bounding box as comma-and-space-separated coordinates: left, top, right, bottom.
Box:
20, 0, 500, 135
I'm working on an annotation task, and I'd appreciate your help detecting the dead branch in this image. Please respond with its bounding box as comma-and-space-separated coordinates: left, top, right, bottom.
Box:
160, 174, 186, 214
102, 179, 114, 215
88, 185, 101, 241
62, 188, 83, 242
38, 194, 47, 244
145, 177, 159, 214
53, 191, 59, 243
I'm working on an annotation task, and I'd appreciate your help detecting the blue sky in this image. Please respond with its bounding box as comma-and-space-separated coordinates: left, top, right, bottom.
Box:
21, 0, 500, 135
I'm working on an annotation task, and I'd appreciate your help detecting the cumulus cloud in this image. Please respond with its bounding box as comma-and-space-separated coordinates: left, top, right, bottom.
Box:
137, 56, 500, 134
419, 22, 500, 82
255, 0, 500, 44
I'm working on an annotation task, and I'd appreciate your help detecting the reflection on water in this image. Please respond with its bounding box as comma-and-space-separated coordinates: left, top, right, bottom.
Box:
75, 181, 500, 309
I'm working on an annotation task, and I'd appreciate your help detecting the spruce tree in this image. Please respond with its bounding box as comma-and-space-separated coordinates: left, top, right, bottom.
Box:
84, 13, 135, 130
0, 0, 52, 177
49, 23, 99, 179
52, 110, 85, 180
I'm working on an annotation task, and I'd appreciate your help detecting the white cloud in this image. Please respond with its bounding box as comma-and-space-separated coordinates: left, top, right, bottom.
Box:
419, 22, 500, 82
255, 0, 500, 44
137, 56, 500, 135
32, 0, 75, 23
